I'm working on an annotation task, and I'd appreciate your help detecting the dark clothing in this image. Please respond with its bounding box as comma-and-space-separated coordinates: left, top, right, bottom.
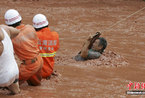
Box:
75, 49, 101, 61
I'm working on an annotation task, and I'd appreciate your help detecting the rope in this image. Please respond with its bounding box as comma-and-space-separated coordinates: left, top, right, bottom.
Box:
60, 6, 145, 40
101, 6, 145, 33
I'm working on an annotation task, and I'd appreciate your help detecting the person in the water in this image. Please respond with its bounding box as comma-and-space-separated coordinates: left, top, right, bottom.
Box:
75, 32, 107, 61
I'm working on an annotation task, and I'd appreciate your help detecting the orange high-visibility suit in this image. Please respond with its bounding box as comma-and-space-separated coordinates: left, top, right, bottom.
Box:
36, 27, 59, 78
12, 24, 43, 86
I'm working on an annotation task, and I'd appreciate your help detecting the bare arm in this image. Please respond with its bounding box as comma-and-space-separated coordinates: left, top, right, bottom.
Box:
80, 36, 91, 58
0, 30, 4, 41
8, 26, 20, 39
0, 29, 4, 56
0, 25, 20, 39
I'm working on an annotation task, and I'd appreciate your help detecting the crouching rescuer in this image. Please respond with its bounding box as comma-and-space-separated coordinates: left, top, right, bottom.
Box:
4, 9, 43, 86
33, 14, 59, 79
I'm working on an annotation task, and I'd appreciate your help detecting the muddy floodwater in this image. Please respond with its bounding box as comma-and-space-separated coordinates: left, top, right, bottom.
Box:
0, 0, 145, 98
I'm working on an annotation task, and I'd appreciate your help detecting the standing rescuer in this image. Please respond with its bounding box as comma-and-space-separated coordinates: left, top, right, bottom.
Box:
4, 9, 43, 86
33, 14, 59, 79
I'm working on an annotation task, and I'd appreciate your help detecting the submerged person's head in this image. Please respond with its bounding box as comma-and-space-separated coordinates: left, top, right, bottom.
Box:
32, 14, 49, 31
91, 37, 107, 53
4, 9, 22, 27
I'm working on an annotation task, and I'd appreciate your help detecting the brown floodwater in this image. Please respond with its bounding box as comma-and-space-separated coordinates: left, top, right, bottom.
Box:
0, 0, 145, 98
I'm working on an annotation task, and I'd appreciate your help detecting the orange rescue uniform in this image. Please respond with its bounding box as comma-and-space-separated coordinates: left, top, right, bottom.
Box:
36, 27, 59, 78
12, 24, 43, 86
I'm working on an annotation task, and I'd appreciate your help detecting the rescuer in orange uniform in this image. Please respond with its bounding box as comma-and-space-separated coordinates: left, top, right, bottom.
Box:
33, 14, 59, 79
4, 9, 43, 86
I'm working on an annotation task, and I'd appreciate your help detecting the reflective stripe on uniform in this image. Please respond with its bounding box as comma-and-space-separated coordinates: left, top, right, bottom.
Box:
40, 52, 56, 57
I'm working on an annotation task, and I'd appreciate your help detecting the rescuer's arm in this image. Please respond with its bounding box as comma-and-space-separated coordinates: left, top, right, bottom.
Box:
0, 29, 4, 41
0, 29, 4, 56
1, 25, 20, 39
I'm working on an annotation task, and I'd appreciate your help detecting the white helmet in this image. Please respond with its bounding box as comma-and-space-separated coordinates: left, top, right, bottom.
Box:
4, 9, 22, 25
33, 14, 49, 29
